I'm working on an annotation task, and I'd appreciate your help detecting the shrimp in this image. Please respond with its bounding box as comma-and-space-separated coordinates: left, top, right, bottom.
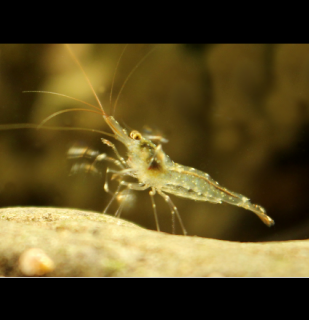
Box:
0, 44, 274, 236
62, 45, 275, 235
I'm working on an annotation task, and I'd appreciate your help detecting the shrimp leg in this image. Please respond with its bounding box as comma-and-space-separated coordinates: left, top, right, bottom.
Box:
149, 188, 160, 232
120, 182, 161, 232
103, 181, 123, 215
158, 190, 187, 236
101, 138, 127, 166
103, 169, 146, 215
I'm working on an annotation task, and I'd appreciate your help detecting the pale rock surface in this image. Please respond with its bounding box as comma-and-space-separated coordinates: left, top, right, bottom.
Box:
0, 207, 308, 277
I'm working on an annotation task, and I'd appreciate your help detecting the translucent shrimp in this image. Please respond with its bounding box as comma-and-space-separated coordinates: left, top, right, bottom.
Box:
62, 45, 274, 235
0, 45, 274, 236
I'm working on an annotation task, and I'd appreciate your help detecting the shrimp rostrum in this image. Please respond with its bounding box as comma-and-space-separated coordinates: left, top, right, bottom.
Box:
46, 45, 275, 235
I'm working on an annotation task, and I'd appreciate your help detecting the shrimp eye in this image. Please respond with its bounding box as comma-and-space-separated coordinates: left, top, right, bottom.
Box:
130, 130, 142, 140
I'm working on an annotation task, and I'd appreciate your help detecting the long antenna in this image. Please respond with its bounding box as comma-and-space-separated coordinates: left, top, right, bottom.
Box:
38, 108, 103, 128
23, 91, 102, 112
0, 123, 115, 138
112, 45, 158, 116
64, 44, 106, 116
109, 44, 128, 115
22, 91, 104, 128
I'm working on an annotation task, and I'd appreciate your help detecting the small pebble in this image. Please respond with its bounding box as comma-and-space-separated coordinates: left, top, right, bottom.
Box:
18, 248, 55, 276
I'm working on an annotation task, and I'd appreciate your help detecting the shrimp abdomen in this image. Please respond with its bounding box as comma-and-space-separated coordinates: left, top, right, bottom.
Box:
162, 164, 274, 226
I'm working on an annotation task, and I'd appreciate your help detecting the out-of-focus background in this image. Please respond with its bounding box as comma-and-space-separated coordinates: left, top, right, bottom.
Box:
0, 44, 308, 242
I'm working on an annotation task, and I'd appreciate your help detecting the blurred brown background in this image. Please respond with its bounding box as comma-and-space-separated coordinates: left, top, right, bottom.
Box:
0, 44, 308, 241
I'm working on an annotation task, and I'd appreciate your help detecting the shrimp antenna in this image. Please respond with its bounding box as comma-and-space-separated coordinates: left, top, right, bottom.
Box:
109, 44, 128, 115
22, 91, 104, 128
23, 91, 102, 112
0, 123, 115, 139
64, 44, 106, 117
38, 108, 103, 128
112, 45, 158, 117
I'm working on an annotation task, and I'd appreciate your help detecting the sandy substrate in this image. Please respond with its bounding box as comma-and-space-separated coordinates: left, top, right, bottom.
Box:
0, 207, 308, 277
